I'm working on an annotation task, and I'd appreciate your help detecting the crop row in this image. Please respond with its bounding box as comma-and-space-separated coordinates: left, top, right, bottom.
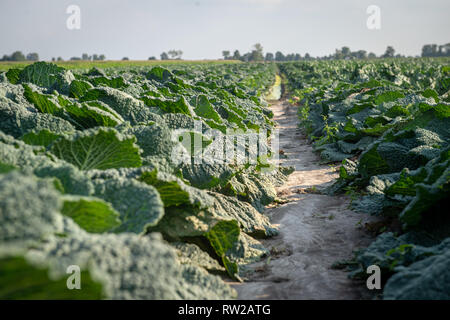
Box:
282, 58, 450, 299
0, 61, 290, 299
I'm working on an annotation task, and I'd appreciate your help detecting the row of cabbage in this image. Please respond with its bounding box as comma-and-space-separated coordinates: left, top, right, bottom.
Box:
281, 58, 450, 299
0, 61, 291, 299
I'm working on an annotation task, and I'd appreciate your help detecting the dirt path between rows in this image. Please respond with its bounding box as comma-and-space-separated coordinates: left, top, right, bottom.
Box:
231, 99, 380, 300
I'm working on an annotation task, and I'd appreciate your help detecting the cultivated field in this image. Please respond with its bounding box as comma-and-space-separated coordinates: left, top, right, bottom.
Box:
0, 59, 241, 72
0, 58, 449, 299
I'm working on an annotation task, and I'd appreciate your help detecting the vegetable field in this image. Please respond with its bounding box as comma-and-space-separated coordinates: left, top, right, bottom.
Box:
0, 61, 291, 299
282, 58, 450, 299
0, 58, 449, 300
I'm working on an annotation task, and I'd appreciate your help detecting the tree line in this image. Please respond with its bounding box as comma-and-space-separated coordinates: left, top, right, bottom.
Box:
221, 44, 394, 62
1, 51, 39, 61
222, 42, 450, 61
157, 50, 183, 60
421, 43, 450, 57
0, 51, 107, 62
1, 43, 448, 63
66, 53, 106, 61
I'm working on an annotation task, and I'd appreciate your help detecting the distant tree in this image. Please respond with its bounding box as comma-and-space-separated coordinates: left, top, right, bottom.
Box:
275, 51, 284, 61
442, 43, 450, 56
241, 52, 251, 62
99, 54, 106, 61
148, 56, 156, 60
168, 50, 183, 59
254, 43, 263, 52
265, 52, 274, 61
422, 44, 433, 57
57, 57, 64, 61
249, 43, 264, 61
294, 53, 302, 61
285, 53, 296, 61
304, 53, 311, 60
81, 53, 91, 61
51, 57, 56, 62
382, 46, 395, 58
354, 50, 367, 59
168, 50, 176, 59
160, 52, 169, 60
26, 52, 39, 61
222, 50, 230, 60
368, 52, 377, 59
92, 54, 99, 61
334, 49, 343, 59
122, 57, 129, 60
70, 57, 81, 60
436, 44, 450, 56
232, 50, 241, 60
341, 46, 351, 58
431, 44, 438, 56
10, 51, 26, 61
420, 44, 450, 57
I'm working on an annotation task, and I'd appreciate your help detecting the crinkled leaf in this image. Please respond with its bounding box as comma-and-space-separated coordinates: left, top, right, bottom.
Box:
61, 196, 121, 233
139, 170, 191, 207
58, 96, 121, 129
0, 162, 17, 174
146, 66, 174, 82
0, 255, 104, 300
194, 95, 222, 123
50, 128, 142, 170
205, 220, 240, 279
142, 96, 193, 116
19, 62, 73, 93
23, 84, 62, 115
88, 76, 127, 89
5, 68, 20, 84
21, 129, 61, 148
374, 90, 405, 105
93, 177, 164, 233
69, 80, 93, 99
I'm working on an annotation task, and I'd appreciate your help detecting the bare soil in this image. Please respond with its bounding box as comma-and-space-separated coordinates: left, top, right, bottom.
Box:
230, 100, 380, 300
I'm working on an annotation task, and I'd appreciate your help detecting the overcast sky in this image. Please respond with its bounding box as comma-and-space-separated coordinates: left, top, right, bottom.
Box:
0, 0, 449, 60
